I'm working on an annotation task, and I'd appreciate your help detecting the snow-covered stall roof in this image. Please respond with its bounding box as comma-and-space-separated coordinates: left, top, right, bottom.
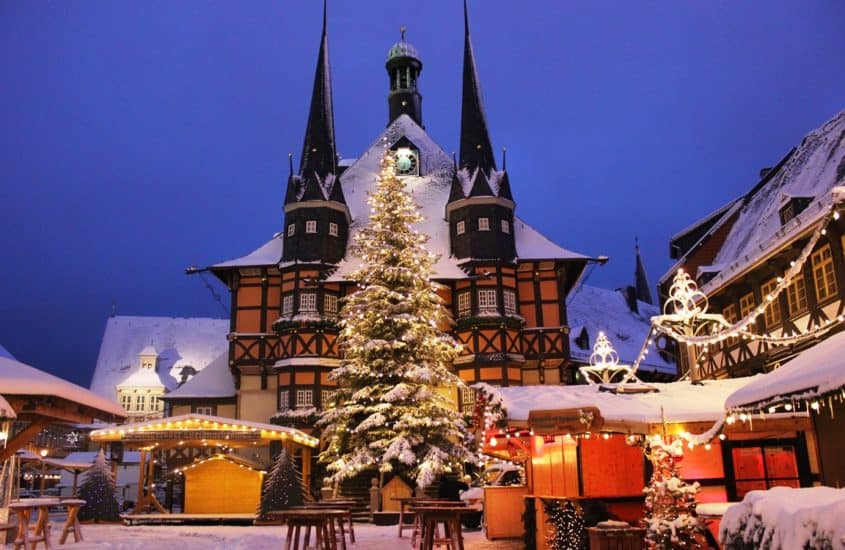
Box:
698, 110, 845, 294
0, 356, 126, 420
566, 284, 676, 375
90, 413, 319, 448
725, 330, 845, 411
492, 378, 752, 431
211, 115, 589, 279
89, 316, 229, 402
162, 353, 235, 399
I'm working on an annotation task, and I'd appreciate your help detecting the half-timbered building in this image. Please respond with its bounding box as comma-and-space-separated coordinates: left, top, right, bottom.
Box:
659, 108, 845, 495
205, 5, 602, 427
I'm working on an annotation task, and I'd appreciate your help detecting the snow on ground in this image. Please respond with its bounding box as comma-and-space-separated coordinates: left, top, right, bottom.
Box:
1, 522, 521, 550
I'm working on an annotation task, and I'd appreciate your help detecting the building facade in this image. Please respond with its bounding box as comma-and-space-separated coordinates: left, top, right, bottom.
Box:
206, 5, 600, 426
659, 109, 845, 495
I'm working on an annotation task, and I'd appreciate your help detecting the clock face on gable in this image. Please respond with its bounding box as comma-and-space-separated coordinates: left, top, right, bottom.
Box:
394, 147, 419, 176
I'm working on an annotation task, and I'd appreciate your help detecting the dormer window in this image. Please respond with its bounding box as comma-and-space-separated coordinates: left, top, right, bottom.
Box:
779, 197, 812, 225
305, 220, 317, 234
478, 218, 490, 231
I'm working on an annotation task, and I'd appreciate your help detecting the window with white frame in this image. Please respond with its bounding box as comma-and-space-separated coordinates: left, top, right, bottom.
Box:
282, 294, 294, 316
478, 289, 497, 312
195, 405, 213, 415
501, 219, 510, 234
324, 294, 338, 318
287, 223, 295, 237
456, 220, 466, 235
459, 386, 476, 415
457, 291, 471, 318
811, 244, 837, 302
135, 394, 146, 412
503, 290, 517, 314
120, 394, 132, 410
321, 389, 337, 408
300, 293, 317, 312
478, 217, 490, 231
296, 389, 314, 408
305, 220, 317, 233
279, 390, 290, 410
150, 395, 160, 412
329, 222, 339, 237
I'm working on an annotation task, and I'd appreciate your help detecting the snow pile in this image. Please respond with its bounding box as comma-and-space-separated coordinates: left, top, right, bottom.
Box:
720, 487, 845, 549
567, 284, 675, 375
89, 316, 229, 401
726, 330, 845, 411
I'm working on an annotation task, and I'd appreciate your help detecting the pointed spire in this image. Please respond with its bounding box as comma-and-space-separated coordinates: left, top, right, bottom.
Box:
298, 0, 337, 195
458, 0, 496, 180
634, 237, 654, 305
468, 170, 494, 197
284, 152, 298, 205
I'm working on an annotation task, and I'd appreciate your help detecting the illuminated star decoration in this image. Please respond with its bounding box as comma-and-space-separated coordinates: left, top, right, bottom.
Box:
579, 332, 633, 385
65, 431, 81, 446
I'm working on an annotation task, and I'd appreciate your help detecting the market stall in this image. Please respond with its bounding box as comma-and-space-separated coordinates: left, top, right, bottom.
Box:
89, 413, 318, 516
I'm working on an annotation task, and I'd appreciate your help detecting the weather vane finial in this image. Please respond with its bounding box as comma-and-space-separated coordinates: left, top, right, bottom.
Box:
400, 25, 407, 41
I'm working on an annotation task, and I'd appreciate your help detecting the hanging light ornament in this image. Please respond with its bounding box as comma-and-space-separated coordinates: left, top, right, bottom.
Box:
579, 332, 635, 385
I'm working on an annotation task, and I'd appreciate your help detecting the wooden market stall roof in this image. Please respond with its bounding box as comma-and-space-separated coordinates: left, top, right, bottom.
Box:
0, 393, 15, 419
487, 377, 810, 436
1, 356, 126, 462
89, 413, 319, 449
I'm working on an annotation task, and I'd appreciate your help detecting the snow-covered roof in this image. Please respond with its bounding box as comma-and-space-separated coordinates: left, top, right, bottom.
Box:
212, 115, 589, 279
89, 316, 229, 402
42, 457, 94, 471
725, 330, 845, 411
0, 393, 15, 419
116, 366, 166, 390
211, 235, 284, 269
0, 356, 126, 420
162, 353, 235, 399
62, 450, 142, 465
566, 284, 676, 375
698, 110, 845, 294
138, 345, 158, 356
0, 342, 15, 360
493, 377, 752, 429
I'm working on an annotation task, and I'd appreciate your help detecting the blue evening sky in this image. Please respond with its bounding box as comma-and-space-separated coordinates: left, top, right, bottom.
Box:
1, 1, 843, 385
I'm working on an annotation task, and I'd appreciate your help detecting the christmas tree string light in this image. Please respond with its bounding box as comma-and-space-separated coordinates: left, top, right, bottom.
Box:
318, 150, 476, 490
78, 449, 121, 522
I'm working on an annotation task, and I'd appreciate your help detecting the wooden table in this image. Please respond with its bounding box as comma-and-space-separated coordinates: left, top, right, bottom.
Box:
393, 498, 463, 539
58, 499, 86, 544
410, 503, 470, 550
311, 500, 356, 543
9, 498, 59, 550
268, 508, 348, 550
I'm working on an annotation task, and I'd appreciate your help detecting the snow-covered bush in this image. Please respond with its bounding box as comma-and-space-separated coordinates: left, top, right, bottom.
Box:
720, 486, 845, 549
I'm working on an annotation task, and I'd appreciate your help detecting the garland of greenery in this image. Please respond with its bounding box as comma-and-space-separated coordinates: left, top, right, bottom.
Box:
273, 318, 338, 332
455, 314, 525, 331
543, 498, 586, 550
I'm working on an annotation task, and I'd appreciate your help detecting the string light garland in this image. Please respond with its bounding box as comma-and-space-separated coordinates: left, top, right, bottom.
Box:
579, 332, 634, 385
543, 498, 586, 550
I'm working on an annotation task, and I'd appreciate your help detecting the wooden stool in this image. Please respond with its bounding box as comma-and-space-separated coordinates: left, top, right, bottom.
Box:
414, 506, 467, 550
59, 499, 86, 544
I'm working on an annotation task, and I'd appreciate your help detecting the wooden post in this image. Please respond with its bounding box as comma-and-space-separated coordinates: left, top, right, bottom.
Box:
133, 450, 147, 514
301, 447, 312, 496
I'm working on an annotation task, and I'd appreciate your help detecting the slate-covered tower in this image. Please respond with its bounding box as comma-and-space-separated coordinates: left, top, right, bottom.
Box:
282, 6, 350, 265
386, 31, 423, 127
446, 1, 516, 262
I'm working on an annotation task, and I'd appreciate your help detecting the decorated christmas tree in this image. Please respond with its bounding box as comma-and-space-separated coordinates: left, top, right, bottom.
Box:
78, 449, 121, 522
257, 448, 303, 521
318, 151, 474, 490
642, 438, 706, 549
